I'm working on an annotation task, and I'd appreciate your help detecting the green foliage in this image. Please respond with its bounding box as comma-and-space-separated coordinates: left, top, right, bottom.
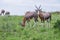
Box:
0, 14, 60, 40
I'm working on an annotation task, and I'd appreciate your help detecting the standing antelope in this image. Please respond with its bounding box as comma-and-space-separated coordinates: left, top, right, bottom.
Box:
35, 5, 51, 23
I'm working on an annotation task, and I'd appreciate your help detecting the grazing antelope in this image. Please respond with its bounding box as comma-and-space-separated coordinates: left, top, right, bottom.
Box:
21, 10, 38, 27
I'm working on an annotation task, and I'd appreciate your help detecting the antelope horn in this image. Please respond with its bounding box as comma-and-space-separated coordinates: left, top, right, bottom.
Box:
39, 5, 41, 9
35, 5, 39, 9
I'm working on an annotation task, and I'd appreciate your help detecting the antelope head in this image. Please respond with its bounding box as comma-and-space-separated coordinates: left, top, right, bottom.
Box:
35, 5, 42, 14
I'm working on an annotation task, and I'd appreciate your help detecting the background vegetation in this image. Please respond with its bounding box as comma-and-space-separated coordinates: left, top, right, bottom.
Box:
0, 13, 60, 40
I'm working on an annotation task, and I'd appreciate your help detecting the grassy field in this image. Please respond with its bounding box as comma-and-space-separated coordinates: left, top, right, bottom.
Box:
0, 13, 60, 40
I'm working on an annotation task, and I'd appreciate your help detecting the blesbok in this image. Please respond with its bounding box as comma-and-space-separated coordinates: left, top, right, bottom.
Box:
21, 10, 38, 27
35, 5, 51, 23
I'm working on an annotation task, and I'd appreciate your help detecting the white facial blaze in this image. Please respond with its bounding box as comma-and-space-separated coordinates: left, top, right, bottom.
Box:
38, 11, 40, 14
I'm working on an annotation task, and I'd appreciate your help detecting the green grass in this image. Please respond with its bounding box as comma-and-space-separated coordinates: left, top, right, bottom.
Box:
0, 13, 60, 40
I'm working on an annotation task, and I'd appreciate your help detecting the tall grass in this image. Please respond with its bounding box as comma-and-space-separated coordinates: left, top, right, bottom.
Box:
0, 14, 60, 40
